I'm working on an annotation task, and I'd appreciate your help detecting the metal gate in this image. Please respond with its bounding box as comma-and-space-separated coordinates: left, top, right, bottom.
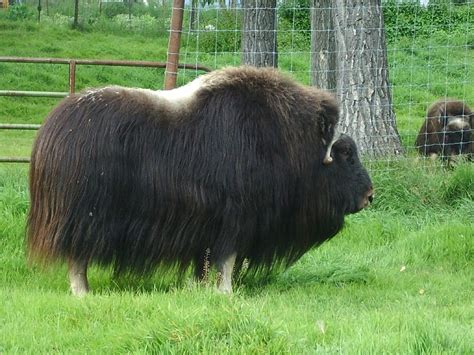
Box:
0, 56, 210, 163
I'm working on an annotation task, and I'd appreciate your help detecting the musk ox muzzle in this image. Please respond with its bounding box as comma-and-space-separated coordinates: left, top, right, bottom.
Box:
27, 66, 373, 296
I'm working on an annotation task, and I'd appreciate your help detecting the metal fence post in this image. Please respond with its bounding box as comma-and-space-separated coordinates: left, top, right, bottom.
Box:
164, 0, 185, 90
69, 60, 76, 95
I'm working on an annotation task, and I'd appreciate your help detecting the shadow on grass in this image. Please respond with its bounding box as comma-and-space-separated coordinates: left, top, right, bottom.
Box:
236, 263, 372, 296
26, 261, 374, 296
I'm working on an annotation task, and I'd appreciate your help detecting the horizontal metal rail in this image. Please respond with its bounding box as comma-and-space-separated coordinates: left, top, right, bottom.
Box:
0, 56, 212, 163
0, 124, 41, 130
0, 124, 40, 163
0, 56, 211, 71
0, 90, 68, 97
0, 57, 211, 98
0, 157, 30, 163
0, 123, 41, 163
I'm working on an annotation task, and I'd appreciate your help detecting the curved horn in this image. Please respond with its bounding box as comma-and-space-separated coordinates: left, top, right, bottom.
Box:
323, 138, 336, 165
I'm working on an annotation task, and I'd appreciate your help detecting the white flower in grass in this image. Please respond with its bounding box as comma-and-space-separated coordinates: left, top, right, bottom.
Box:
316, 320, 326, 334
204, 24, 216, 31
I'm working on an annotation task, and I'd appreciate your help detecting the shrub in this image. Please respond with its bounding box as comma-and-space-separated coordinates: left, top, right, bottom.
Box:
441, 162, 474, 204
188, 10, 242, 53
277, 0, 474, 46
42, 14, 73, 27
101, 2, 151, 19
278, 0, 310, 35
383, 0, 474, 40
6, 4, 34, 21
89, 14, 169, 36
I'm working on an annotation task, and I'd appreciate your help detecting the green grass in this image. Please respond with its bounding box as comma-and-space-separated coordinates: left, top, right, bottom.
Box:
0, 17, 473, 353
1, 161, 473, 353
1, 17, 474, 158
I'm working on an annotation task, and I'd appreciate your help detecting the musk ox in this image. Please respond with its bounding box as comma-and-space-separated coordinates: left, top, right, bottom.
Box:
27, 66, 374, 296
415, 99, 474, 160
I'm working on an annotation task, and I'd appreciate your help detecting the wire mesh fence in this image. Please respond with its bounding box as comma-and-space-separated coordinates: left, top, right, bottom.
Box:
2, 0, 474, 166
177, 0, 473, 164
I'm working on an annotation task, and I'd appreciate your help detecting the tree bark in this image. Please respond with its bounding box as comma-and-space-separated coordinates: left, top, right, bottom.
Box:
311, 1, 403, 157
311, 0, 336, 92
241, 0, 278, 67
73, 0, 79, 28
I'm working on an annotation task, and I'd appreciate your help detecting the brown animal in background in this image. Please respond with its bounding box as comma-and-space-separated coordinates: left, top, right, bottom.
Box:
415, 99, 474, 160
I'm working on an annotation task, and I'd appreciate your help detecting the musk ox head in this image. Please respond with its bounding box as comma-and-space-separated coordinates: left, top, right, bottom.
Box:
27, 66, 373, 296
443, 116, 472, 156
416, 99, 474, 160
327, 134, 374, 214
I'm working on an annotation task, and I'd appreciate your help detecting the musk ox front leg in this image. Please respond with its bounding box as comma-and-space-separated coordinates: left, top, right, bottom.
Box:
68, 258, 89, 297
216, 252, 237, 294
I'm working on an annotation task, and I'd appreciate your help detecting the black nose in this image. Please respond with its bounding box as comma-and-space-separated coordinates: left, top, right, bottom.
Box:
368, 194, 374, 203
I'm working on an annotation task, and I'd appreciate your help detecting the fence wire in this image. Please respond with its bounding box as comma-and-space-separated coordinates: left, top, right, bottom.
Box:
4, 1, 474, 168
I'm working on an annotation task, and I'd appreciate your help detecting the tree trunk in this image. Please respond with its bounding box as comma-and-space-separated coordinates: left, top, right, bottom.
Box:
73, 0, 79, 28
311, 1, 403, 157
311, 0, 336, 92
241, 0, 278, 67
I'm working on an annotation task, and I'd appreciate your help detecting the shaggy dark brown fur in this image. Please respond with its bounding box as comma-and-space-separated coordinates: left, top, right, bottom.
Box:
27, 66, 373, 291
415, 99, 474, 158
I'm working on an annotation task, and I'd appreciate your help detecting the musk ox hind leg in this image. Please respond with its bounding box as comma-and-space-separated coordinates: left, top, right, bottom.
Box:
68, 258, 89, 297
216, 252, 237, 294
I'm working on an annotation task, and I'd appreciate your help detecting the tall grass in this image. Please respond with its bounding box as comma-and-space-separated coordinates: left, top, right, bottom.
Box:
0, 160, 473, 353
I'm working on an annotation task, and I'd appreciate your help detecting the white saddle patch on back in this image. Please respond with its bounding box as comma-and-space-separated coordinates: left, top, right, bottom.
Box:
134, 76, 205, 111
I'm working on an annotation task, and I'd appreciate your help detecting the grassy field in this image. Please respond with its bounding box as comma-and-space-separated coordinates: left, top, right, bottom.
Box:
1, 15, 474, 353
1, 160, 473, 353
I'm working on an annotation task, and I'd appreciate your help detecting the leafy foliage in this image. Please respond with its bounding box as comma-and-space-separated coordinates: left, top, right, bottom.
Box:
5, 4, 34, 21
277, 0, 474, 49
383, 0, 474, 40
278, 0, 310, 37
186, 9, 242, 53
101, 1, 152, 19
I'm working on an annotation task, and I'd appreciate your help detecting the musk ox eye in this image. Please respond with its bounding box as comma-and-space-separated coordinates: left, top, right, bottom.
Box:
342, 148, 353, 159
